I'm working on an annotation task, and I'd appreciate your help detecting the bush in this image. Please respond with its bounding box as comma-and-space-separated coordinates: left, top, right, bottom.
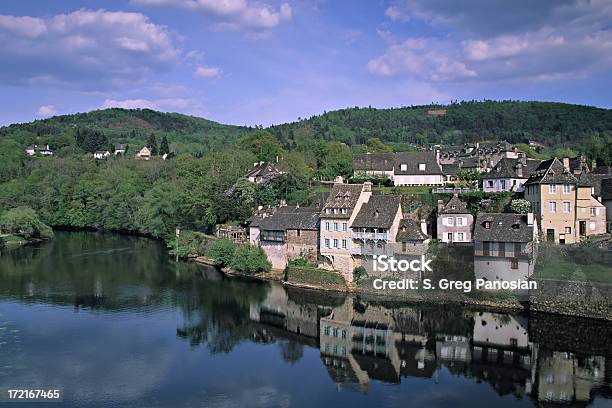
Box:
354, 266, 367, 283
0, 207, 53, 240
231, 245, 272, 274
207, 239, 236, 267
510, 199, 531, 214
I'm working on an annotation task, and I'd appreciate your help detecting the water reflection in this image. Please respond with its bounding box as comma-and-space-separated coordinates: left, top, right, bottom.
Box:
1, 232, 611, 407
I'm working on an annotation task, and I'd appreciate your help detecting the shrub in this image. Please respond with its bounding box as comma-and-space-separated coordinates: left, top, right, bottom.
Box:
0, 207, 53, 240
354, 266, 367, 283
207, 239, 236, 267
231, 245, 272, 274
510, 199, 531, 214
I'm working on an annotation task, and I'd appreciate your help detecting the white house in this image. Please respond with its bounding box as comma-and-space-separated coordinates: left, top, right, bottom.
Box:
93, 150, 111, 159
392, 151, 444, 186
135, 146, 152, 160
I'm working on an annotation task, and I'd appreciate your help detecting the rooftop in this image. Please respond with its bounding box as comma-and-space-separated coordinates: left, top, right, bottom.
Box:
351, 195, 401, 229
473, 213, 534, 243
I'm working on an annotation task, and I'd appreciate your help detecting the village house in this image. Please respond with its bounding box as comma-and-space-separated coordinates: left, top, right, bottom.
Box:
216, 224, 246, 243
436, 194, 474, 244
473, 212, 538, 291
93, 150, 111, 159
602, 179, 612, 232
393, 218, 431, 256
245, 160, 285, 184
350, 194, 403, 258
25, 144, 54, 156
482, 157, 542, 192
114, 144, 126, 155
524, 158, 606, 244
249, 204, 320, 270
135, 146, 152, 160
319, 179, 372, 281
352, 153, 395, 180
436, 141, 523, 173
393, 151, 444, 186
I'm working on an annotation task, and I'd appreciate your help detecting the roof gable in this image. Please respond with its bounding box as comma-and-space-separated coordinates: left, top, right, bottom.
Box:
351, 195, 401, 229
473, 213, 533, 243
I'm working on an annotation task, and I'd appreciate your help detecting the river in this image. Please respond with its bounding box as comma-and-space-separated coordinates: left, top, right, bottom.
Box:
0, 232, 611, 407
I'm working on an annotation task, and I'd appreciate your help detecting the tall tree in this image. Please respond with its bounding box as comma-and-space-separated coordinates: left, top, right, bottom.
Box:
147, 133, 158, 156
159, 135, 170, 156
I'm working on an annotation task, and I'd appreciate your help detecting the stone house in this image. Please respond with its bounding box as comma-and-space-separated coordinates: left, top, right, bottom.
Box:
524, 158, 606, 244
350, 194, 403, 258
602, 179, 612, 232
250, 205, 320, 270
353, 153, 395, 179
436, 194, 474, 244
245, 161, 284, 184
319, 180, 372, 281
437, 141, 523, 173
25, 144, 54, 156
482, 157, 542, 192
393, 218, 430, 256
473, 212, 538, 292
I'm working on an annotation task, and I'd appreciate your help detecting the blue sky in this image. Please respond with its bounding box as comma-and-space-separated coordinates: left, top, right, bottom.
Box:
0, 0, 611, 126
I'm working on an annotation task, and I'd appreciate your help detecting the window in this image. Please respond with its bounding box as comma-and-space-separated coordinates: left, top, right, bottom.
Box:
483, 241, 490, 256
500, 180, 506, 190
418, 163, 426, 171
261, 230, 284, 242
549, 184, 557, 194
484, 221, 491, 229
341, 329, 346, 339
324, 326, 330, 336
325, 208, 330, 214
342, 239, 347, 249
342, 222, 347, 231
498, 242, 505, 256
324, 238, 330, 248
591, 207, 597, 216
487, 180, 494, 188
457, 232, 465, 241
563, 183, 570, 194
333, 239, 338, 248
446, 217, 454, 226
549, 202, 556, 213
402, 242, 407, 252
565, 227, 571, 234
400, 164, 407, 171
457, 217, 463, 226
563, 202, 571, 213
325, 222, 330, 231
296, 229, 301, 237
510, 258, 519, 269
341, 208, 347, 214
334, 222, 338, 231
514, 242, 522, 255
333, 328, 338, 337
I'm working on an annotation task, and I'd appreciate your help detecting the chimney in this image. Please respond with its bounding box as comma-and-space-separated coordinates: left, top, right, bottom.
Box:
420, 219, 428, 236
363, 181, 372, 192
276, 155, 279, 163
279, 200, 287, 207
562, 157, 570, 171
516, 161, 523, 178
435, 147, 440, 163
437, 199, 444, 212
592, 160, 597, 170
527, 212, 534, 227
334, 176, 344, 184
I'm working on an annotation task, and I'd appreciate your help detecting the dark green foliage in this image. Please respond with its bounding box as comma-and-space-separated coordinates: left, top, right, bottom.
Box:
0, 207, 53, 240
147, 133, 158, 156
76, 128, 108, 153
159, 135, 170, 156
207, 239, 236, 267
230, 244, 272, 274
354, 266, 367, 283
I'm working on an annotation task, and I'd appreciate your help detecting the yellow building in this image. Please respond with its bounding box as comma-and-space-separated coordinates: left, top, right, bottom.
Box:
524, 158, 606, 244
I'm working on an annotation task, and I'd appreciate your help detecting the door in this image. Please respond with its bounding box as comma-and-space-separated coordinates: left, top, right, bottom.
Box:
447, 232, 453, 243
579, 221, 586, 236
546, 229, 555, 242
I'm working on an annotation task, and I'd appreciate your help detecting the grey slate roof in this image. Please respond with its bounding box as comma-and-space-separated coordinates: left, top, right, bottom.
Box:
396, 218, 429, 242
321, 183, 365, 219
473, 213, 533, 243
441, 163, 460, 176
524, 158, 579, 186
439, 194, 470, 214
353, 153, 394, 172
258, 206, 320, 231
485, 158, 541, 180
394, 151, 443, 175
245, 161, 283, 179
247, 206, 278, 228
351, 195, 401, 229
592, 166, 612, 176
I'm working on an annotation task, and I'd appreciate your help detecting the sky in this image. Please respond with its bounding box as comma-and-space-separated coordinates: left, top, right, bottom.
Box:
0, 0, 611, 127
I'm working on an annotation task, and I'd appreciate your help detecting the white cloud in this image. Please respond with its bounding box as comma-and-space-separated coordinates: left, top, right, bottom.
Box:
0, 9, 180, 89
385, 5, 409, 22
195, 65, 222, 78
130, 0, 292, 30
370, 1, 612, 83
36, 105, 58, 117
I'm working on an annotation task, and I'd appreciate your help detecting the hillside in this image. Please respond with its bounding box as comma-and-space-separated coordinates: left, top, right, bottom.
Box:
269, 100, 612, 149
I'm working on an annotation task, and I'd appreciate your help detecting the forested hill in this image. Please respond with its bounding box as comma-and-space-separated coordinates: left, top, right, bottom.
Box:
269, 101, 612, 148
0, 108, 252, 154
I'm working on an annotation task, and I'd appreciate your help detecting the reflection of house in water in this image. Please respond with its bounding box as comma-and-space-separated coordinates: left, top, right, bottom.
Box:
534, 350, 608, 405
472, 312, 533, 398
437, 334, 471, 375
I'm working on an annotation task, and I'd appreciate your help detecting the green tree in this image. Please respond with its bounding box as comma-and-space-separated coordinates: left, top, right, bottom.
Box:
0, 207, 53, 240
239, 131, 285, 162
230, 245, 272, 274
207, 239, 236, 267
159, 135, 170, 156
147, 133, 158, 156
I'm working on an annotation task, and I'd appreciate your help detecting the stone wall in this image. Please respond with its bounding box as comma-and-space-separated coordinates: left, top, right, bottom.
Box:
529, 278, 612, 320
286, 229, 318, 264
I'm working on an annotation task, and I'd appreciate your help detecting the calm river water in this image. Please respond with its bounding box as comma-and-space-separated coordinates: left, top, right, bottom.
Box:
1, 232, 611, 407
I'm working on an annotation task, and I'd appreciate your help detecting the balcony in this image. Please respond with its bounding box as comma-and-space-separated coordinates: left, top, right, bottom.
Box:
351, 231, 390, 242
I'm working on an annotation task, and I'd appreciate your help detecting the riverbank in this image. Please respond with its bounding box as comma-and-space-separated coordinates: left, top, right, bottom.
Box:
0, 234, 49, 250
